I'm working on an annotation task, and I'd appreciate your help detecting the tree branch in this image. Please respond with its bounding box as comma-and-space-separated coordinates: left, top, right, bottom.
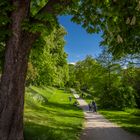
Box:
30, 0, 73, 28
36, 0, 72, 16
28, 0, 73, 45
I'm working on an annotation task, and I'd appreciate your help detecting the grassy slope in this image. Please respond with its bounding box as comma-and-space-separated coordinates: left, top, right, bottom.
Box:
99, 110, 140, 135
24, 86, 84, 140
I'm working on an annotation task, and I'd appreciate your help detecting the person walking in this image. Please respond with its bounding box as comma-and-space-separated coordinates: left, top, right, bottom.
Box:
92, 100, 97, 112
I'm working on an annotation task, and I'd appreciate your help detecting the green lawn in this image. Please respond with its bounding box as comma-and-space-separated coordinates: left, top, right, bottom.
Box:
24, 86, 84, 140
99, 109, 140, 135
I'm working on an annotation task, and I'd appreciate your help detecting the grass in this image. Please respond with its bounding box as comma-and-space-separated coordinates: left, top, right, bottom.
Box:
24, 86, 84, 140
99, 109, 140, 135
125, 108, 140, 116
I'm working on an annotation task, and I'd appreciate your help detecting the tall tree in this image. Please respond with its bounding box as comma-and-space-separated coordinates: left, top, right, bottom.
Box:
27, 26, 68, 87
67, 64, 76, 87
75, 55, 99, 90
96, 49, 136, 109
0, 1, 73, 139
97, 48, 121, 92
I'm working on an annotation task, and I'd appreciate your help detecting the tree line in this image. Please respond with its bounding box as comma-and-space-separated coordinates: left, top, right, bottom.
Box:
67, 49, 140, 110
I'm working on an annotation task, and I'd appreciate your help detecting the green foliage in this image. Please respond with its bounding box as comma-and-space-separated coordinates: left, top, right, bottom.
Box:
30, 0, 49, 16
1, 0, 139, 78
69, 48, 139, 110
26, 62, 38, 86
1, 0, 140, 71
27, 26, 69, 87
70, 0, 140, 57
122, 66, 140, 108
94, 49, 136, 109
74, 55, 100, 90
0, 0, 12, 42
67, 64, 76, 87
98, 85, 136, 109
24, 86, 84, 140
0, 0, 12, 71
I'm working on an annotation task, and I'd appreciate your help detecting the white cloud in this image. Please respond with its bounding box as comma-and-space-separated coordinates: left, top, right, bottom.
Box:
69, 62, 76, 65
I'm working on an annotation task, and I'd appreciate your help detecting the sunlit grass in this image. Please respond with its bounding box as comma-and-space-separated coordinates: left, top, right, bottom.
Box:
24, 86, 84, 140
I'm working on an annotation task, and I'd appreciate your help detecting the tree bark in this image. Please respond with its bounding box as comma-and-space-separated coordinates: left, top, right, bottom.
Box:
0, 1, 32, 140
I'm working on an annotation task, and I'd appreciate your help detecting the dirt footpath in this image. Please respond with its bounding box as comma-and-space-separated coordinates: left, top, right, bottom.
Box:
72, 93, 140, 140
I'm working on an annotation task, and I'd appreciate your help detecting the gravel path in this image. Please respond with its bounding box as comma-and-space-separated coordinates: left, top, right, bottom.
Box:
72, 92, 140, 140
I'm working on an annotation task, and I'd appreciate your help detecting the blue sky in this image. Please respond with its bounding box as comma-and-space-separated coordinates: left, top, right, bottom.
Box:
59, 16, 103, 63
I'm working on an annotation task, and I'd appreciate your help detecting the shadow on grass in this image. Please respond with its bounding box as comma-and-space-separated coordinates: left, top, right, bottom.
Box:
24, 121, 82, 140
111, 116, 140, 134
25, 99, 83, 120
25, 87, 84, 140
100, 111, 140, 135
25, 98, 47, 112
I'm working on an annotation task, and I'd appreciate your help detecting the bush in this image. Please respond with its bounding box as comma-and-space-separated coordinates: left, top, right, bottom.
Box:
98, 85, 136, 109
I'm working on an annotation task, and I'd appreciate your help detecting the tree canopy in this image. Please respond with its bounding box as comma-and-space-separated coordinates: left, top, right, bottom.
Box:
71, 0, 140, 57
27, 26, 69, 87
1, 0, 140, 59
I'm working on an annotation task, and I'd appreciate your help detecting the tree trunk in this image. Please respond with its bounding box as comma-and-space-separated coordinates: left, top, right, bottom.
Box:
0, 34, 31, 140
0, 1, 33, 140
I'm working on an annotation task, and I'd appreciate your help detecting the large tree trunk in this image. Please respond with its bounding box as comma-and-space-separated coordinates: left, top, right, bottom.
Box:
0, 1, 33, 140
0, 34, 31, 140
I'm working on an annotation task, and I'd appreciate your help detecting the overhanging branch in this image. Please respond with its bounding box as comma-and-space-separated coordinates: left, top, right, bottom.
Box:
30, 0, 72, 28
36, 0, 72, 16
